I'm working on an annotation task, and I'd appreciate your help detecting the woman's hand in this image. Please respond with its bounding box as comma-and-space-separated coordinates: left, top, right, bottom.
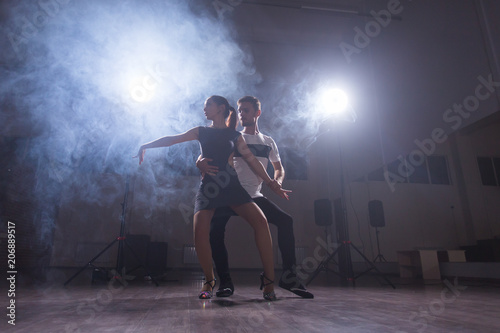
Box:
133, 146, 146, 165
196, 157, 218, 176
267, 179, 291, 200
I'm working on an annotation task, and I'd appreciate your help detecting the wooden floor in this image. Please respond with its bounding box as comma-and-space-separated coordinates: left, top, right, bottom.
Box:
3, 270, 500, 333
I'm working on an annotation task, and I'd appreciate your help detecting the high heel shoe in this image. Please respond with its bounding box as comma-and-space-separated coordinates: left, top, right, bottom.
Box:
199, 279, 216, 299
260, 272, 277, 301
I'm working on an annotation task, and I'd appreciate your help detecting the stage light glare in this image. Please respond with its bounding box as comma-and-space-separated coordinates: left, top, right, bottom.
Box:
321, 88, 348, 115
129, 75, 156, 103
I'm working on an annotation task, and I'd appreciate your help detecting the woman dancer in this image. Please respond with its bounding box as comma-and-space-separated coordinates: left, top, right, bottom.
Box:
136, 95, 289, 300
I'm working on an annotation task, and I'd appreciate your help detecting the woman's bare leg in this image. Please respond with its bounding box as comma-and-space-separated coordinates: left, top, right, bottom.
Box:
231, 202, 275, 294
194, 209, 216, 292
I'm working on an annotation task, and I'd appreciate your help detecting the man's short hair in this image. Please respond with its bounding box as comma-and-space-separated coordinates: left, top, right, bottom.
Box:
237, 96, 261, 112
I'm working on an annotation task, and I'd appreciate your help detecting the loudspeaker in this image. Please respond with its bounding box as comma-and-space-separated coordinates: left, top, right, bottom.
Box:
314, 199, 333, 226
368, 200, 385, 227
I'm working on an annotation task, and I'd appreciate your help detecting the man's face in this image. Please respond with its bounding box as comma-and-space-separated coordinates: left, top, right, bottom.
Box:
238, 101, 259, 127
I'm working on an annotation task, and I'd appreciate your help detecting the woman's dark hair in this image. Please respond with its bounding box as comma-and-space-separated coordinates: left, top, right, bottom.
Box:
208, 95, 237, 130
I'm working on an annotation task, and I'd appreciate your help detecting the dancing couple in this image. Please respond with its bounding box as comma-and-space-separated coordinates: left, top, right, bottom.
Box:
137, 95, 313, 300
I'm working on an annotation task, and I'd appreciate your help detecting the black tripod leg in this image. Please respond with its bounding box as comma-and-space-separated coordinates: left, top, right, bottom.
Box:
306, 248, 340, 286
64, 238, 118, 286
123, 240, 159, 287
350, 243, 395, 289
373, 254, 388, 263
344, 242, 355, 286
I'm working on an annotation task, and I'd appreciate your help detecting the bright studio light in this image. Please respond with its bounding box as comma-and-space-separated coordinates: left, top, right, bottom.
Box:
129, 75, 156, 103
320, 88, 348, 116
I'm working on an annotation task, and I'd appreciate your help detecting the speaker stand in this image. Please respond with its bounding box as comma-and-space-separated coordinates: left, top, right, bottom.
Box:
373, 226, 388, 263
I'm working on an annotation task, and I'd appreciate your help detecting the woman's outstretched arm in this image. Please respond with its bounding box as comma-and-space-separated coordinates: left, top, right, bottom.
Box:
135, 127, 199, 164
235, 136, 291, 200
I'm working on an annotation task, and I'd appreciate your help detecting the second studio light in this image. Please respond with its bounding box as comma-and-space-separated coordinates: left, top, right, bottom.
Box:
320, 88, 349, 116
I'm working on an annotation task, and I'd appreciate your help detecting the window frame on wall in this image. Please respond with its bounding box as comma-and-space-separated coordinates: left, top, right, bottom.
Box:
363, 154, 452, 185
403, 154, 451, 185
477, 156, 500, 186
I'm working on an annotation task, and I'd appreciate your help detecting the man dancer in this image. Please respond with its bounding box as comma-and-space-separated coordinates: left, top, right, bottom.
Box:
197, 96, 313, 299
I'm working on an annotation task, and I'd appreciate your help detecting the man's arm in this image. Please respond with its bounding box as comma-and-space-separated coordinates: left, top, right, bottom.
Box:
272, 161, 285, 185
236, 136, 290, 199
196, 155, 218, 176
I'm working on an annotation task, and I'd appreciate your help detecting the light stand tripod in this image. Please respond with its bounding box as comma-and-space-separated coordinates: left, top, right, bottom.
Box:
306, 128, 395, 288
64, 174, 159, 286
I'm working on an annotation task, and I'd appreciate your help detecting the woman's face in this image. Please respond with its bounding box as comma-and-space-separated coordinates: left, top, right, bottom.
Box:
203, 98, 221, 120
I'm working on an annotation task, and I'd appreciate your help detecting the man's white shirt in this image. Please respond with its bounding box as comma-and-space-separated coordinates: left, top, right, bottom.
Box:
233, 132, 280, 198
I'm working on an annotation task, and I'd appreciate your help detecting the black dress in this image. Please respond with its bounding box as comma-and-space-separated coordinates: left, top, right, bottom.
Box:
194, 126, 253, 213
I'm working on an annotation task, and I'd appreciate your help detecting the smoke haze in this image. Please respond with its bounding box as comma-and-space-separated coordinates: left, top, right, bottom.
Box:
0, 0, 260, 246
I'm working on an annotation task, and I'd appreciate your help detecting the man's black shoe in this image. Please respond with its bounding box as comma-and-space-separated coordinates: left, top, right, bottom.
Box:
215, 279, 234, 297
279, 272, 314, 299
